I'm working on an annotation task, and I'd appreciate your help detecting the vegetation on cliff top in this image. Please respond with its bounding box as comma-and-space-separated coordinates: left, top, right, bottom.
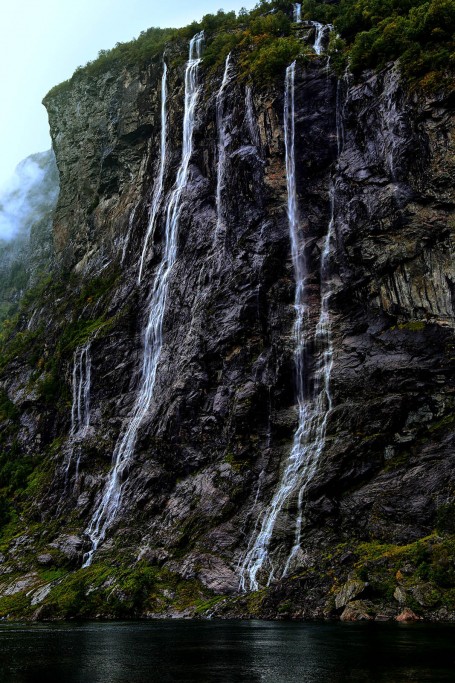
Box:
303, 0, 455, 86
44, 0, 454, 100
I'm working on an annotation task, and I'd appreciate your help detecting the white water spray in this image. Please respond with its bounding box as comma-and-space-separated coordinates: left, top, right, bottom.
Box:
138, 63, 168, 283
240, 59, 338, 591
312, 22, 325, 55
83, 33, 204, 566
70, 343, 92, 437
215, 53, 234, 241
311, 22, 333, 56
64, 342, 92, 489
293, 4, 302, 23
240, 62, 304, 590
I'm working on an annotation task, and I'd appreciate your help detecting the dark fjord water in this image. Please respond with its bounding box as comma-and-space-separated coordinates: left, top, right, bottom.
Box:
0, 620, 453, 682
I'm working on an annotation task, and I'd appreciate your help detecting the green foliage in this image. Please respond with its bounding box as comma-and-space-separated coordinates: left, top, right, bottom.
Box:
36, 363, 64, 406
24, 561, 213, 620
59, 317, 110, 354
0, 590, 31, 618
352, 534, 455, 607
300, 0, 455, 85
241, 35, 304, 80
203, 32, 243, 71
0, 265, 118, 421
0, 391, 18, 422
201, 8, 302, 82
0, 449, 34, 496
45, 27, 175, 100
43, 0, 453, 97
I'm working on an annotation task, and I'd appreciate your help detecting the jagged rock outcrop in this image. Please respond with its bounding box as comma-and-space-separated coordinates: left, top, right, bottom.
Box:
0, 28, 453, 621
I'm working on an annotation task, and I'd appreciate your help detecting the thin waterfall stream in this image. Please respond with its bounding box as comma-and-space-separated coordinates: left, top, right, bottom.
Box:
240, 59, 339, 591
293, 4, 302, 23
312, 22, 333, 56
83, 33, 204, 566
64, 342, 93, 489
70, 343, 92, 437
138, 63, 168, 283
215, 53, 234, 242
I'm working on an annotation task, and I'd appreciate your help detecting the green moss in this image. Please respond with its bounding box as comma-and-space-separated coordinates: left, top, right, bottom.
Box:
278, 599, 292, 613
351, 534, 455, 608
0, 390, 18, 422
59, 316, 113, 354
397, 320, 426, 332
246, 588, 267, 615
38, 568, 68, 583
14, 561, 215, 619
0, 590, 32, 618
224, 452, 247, 472
428, 413, 455, 433
194, 595, 225, 614
24, 457, 54, 499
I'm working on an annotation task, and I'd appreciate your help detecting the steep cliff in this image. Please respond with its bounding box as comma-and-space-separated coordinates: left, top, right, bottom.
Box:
0, 3, 453, 621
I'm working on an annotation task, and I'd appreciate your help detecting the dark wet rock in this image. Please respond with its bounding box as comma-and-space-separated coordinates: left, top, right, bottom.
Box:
0, 43, 453, 621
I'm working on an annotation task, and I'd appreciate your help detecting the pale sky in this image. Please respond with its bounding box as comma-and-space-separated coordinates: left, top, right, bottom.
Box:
0, 0, 257, 187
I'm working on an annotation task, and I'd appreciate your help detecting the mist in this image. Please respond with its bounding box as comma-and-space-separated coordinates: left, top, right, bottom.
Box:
0, 151, 59, 243
0, 150, 59, 320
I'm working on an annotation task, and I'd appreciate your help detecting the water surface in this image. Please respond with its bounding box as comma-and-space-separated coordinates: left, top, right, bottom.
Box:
0, 620, 453, 682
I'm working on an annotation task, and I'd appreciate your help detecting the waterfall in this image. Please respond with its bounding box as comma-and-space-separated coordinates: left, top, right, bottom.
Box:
215, 53, 234, 241
83, 32, 204, 567
312, 22, 325, 55
281, 187, 335, 579
240, 62, 304, 591
311, 22, 333, 56
281, 80, 345, 578
293, 4, 302, 23
138, 63, 168, 283
70, 343, 92, 437
240, 60, 337, 591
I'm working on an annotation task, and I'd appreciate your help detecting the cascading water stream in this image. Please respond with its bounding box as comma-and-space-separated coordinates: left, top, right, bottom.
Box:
215, 53, 234, 242
293, 4, 302, 23
64, 342, 92, 489
311, 22, 333, 56
282, 82, 346, 576
281, 188, 335, 578
240, 58, 339, 591
240, 61, 306, 591
138, 63, 168, 283
312, 22, 325, 55
70, 343, 92, 437
83, 32, 204, 567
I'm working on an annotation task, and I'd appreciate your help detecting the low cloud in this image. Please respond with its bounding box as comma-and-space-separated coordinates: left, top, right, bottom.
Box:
0, 150, 59, 242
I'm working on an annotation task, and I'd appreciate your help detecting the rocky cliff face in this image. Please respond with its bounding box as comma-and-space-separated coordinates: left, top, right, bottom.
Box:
0, 33, 453, 621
